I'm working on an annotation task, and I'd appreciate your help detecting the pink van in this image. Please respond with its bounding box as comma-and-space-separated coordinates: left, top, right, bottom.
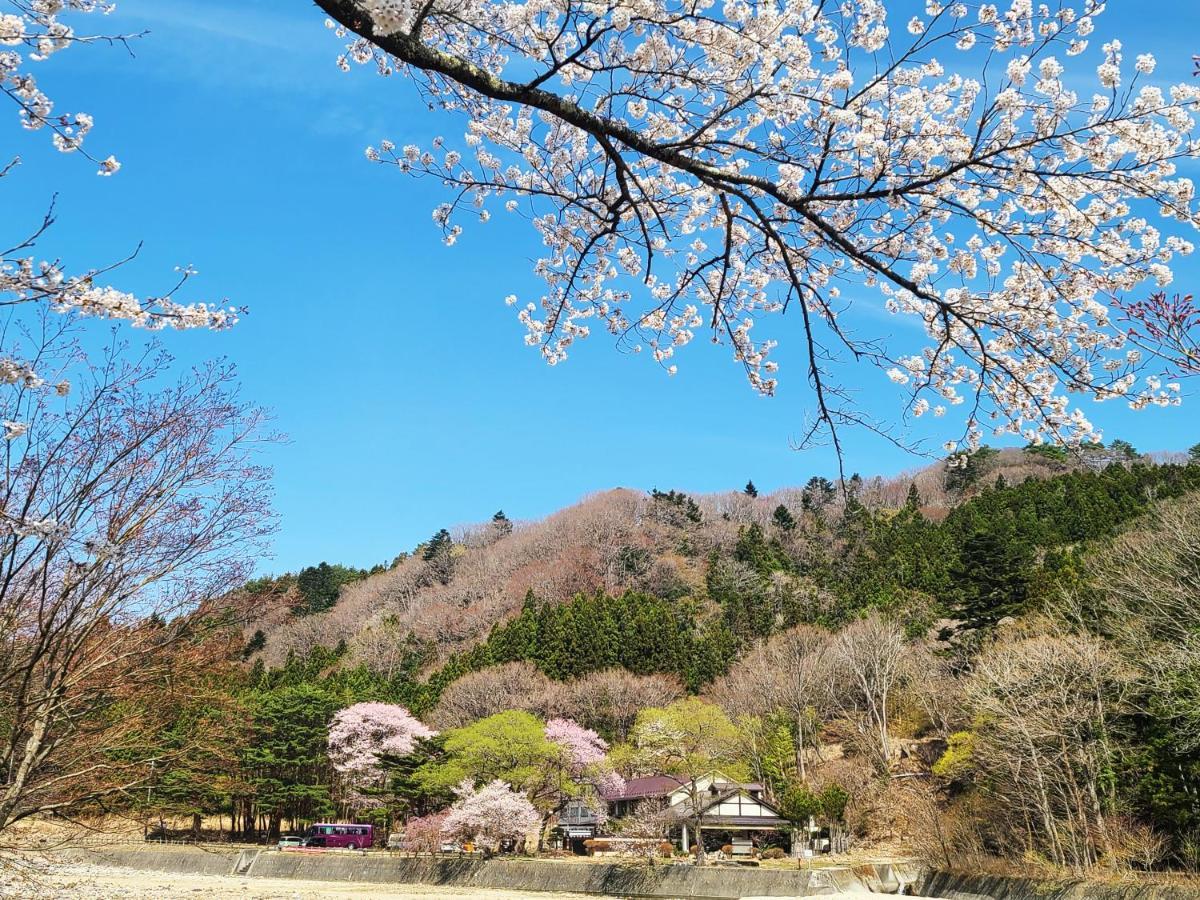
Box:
304, 823, 373, 849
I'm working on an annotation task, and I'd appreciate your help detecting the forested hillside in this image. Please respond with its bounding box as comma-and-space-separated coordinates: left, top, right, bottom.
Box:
46, 442, 1200, 874
244, 444, 1182, 671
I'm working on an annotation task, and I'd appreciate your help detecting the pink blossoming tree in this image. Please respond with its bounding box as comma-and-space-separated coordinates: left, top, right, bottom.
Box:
328, 702, 436, 805
545, 717, 607, 769
401, 809, 450, 854
544, 717, 624, 832
441, 779, 540, 852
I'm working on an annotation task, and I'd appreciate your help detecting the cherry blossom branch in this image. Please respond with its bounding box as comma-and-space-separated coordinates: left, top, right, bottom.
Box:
320, 0, 1200, 455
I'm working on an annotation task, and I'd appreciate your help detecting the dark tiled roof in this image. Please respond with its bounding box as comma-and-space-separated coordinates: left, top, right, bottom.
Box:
605, 775, 684, 800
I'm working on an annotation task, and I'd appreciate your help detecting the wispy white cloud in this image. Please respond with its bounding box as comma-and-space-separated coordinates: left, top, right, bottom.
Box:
116, 0, 322, 52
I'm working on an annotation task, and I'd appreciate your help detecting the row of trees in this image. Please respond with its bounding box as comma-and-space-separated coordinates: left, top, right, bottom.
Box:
283, 694, 848, 863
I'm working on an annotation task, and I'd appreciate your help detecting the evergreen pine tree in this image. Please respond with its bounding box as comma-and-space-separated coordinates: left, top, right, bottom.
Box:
421, 528, 455, 584
422, 529, 452, 561
295, 562, 365, 615
242, 684, 337, 839
847, 473, 863, 498
734, 523, 789, 574
802, 476, 836, 509
772, 503, 797, 532
492, 509, 513, 537
951, 525, 1033, 631
383, 735, 451, 818
242, 629, 266, 659
744, 480, 759, 498
905, 482, 921, 510
1109, 438, 1139, 460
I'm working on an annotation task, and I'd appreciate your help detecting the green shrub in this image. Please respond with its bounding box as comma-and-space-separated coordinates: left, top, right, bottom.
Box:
932, 731, 976, 780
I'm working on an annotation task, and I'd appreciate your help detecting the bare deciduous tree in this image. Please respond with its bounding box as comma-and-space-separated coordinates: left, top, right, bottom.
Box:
965, 628, 1132, 869
828, 615, 908, 772
708, 624, 833, 781
1062, 494, 1200, 755
613, 797, 675, 866
426, 662, 568, 730
564, 668, 683, 743
347, 615, 426, 681
906, 641, 969, 740
0, 329, 273, 834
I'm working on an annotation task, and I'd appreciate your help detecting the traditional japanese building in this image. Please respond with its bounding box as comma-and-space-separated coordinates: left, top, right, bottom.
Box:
595, 771, 792, 855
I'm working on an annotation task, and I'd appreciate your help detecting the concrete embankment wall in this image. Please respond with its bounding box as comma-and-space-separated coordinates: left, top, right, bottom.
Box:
916, 868, 1200, 900
56, 845, 240, 877
52, 845, 913, 897
51, 846, 1199, 900
245, 853, 873, 897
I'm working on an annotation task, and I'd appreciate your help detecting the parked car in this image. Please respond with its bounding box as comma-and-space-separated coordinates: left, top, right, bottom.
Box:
302, 835, 326, 848
276, 835, 304, 849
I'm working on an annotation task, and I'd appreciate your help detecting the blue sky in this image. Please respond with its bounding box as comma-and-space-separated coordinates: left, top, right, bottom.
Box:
6, 0, 1199, 573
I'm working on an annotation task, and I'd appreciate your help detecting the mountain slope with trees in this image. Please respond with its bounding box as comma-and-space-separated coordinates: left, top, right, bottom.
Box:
21, 443, 1200, 875
244, 444, 1200, 690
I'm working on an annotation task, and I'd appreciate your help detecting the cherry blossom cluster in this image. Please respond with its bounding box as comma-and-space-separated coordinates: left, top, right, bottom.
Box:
544, 717, 607, 769
2, 3, 237, 410
0, 509, 68, 540
545, 716, 623, 818
0, 259, 239, 331
328, 701, 436, 781
440, 778, 540, 849
0, 256, 238, 403
0, 0, 121, 171
331, 0, 1200, 451
399, 809, 449, 852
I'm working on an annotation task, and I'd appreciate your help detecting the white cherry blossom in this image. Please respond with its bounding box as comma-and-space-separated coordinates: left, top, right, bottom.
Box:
1, 3, 239, 408
323, 0, 1200, 456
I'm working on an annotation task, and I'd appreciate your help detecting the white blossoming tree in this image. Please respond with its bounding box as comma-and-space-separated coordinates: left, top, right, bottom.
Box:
318, 0, 1200, 462
441, 778, 541, 853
